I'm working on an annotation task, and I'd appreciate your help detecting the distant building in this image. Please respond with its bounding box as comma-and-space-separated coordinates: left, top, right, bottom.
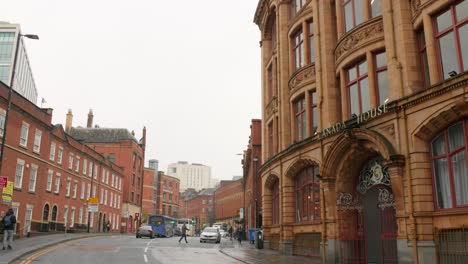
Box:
214, 180, 243, 226
210, 178, 219, 188
167, 161, 211, 191
186, 188, 215, 231
242, 119, 262, 231
0, 22, 38, 104
157, 172, 180, 218
69, 110, 146, 233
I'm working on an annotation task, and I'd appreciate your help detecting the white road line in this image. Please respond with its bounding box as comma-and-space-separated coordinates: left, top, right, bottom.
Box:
144, 247, 148, 253
143, 254, 148, 263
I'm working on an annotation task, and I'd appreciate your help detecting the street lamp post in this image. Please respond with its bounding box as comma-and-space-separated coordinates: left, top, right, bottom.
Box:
0, 33, 39, 173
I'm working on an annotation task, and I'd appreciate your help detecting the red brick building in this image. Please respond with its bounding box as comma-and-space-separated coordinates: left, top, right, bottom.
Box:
214, 179, 243, 226
142, 167, 156, 219
69, 112, 146, 233
158, 172, 179, 218
0, 82, 123, 236
242, 119, 262, 230
186, 189, 215, 231
178, 188, 198, 219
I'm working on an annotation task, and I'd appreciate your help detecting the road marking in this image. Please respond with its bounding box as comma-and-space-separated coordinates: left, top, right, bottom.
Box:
143, 254, 148, 263
20, 237, 93, 264
144, 247, 148, 253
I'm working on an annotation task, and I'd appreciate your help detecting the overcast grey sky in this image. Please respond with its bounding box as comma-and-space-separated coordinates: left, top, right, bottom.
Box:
2, 0, 261, 181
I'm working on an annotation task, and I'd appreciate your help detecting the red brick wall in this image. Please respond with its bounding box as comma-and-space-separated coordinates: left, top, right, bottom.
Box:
186, 194, 214, 231
142, 168, 156, 216
157, 173, 179, 218
0, 82, 123, 235
214, 180, 243, 224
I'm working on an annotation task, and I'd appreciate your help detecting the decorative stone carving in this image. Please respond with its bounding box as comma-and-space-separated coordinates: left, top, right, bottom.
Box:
265, 97, 278, 119
410, 0, 421, 15
289, 64, 316, 90
335, 19, 384, 62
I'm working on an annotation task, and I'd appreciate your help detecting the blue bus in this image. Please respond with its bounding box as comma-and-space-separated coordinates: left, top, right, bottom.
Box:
148, 215, 177, 237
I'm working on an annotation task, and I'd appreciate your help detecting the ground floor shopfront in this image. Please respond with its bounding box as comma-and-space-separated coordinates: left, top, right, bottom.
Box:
260, 74, 468, 263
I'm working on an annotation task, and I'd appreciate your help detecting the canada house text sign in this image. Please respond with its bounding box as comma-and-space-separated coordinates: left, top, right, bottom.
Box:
318, 103, 388, 139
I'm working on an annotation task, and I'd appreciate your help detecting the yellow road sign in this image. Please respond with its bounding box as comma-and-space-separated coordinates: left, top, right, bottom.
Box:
88, 197, 99, 203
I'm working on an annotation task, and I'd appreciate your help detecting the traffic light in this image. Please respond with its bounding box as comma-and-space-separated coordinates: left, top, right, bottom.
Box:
171, 220, 175, 224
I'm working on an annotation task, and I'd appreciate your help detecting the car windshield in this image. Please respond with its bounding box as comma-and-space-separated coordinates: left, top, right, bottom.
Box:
204, 228, 217, 233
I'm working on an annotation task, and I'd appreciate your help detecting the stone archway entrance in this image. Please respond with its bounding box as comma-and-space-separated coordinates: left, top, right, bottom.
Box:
337, 157, 398, 264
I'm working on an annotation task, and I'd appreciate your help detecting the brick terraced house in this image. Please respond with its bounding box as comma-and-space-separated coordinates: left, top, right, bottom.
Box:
254, 0, 468, 263
0, 82, 124, 236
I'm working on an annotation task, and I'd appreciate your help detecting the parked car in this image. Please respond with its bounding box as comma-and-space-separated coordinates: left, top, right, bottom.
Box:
136, 225, 155, 239
200, 227, 221, 243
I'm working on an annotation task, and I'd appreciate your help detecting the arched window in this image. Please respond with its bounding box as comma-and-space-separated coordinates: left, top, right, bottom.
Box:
295, 165, 320, 222
272, 180, 280, 225
431, 120, 468, 209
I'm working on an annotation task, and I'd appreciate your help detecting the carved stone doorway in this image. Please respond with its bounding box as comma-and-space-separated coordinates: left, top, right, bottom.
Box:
337, 157, 398, 263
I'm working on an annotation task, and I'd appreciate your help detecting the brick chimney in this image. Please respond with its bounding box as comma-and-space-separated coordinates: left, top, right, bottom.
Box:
87, 109, 93, 128
65, 109, 73, 133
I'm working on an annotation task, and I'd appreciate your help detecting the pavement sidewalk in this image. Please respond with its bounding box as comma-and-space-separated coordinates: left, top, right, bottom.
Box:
0, 233, 101, 264
219, 240, 322, 264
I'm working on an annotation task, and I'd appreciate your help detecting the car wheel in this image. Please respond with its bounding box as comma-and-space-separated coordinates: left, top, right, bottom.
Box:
136, 234, 139, 238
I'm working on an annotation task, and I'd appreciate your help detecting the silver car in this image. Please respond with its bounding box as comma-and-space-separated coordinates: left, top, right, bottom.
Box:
200, 227, 221, 243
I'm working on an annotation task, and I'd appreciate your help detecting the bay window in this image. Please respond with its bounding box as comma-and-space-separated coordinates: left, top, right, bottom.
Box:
375, 52, 389, 105
343, 0, 364, 32
435, 1, 467, 79
347, 60, 370, 116
292, 29, 305, 71
291, 0, 306, 18
310, 91, 318, 134
294, 97, 306, 141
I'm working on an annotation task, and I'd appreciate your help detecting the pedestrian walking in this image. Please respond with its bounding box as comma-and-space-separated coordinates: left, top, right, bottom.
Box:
178, 223, 189, 243
237, 225, 243, 245
2, 209, 16, 250
107, 220, 111, 232
228, 226, 233, 242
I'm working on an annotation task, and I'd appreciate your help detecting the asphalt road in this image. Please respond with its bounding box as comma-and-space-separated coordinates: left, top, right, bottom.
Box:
13, 235, 241, 264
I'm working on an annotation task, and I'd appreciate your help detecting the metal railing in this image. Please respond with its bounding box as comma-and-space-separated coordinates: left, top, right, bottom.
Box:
435, 226, 468, 263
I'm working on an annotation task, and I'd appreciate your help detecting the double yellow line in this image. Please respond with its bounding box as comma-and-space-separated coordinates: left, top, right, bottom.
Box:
19, 237, 92, 264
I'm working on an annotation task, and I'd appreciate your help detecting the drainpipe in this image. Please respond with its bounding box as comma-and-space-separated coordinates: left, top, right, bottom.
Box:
312, 0, 327, 261
386, 1, 419, 262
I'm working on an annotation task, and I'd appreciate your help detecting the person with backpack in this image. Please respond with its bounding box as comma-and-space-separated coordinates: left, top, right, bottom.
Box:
2, 208, 16, 250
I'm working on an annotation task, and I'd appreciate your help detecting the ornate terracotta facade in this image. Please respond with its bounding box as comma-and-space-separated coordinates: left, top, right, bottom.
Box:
254, 0, 468, 263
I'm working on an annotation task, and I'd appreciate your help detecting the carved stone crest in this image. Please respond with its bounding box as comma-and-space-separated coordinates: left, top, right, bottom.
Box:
335, 19, 384, 62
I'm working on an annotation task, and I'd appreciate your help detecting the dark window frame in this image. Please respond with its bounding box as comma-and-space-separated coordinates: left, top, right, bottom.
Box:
374, 51, 388, 105
417, 30, 430, 88
433, 1, 468, 79
310, 91, 318, 134
292, 29, 304, 71
346, 59, 369, 117
294, 97, 307, 141
431, 119, 468, 210
294, 166, 321, 223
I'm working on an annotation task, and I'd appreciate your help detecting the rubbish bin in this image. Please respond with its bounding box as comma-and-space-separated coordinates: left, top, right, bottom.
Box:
248, 229, 257, 244
254, 229, 263, 249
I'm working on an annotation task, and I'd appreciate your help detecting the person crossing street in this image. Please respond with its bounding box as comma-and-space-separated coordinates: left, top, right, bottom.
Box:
178, 223, 189, 243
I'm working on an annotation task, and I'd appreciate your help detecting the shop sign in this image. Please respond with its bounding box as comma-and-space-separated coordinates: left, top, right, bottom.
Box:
1, 182, 13, 204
